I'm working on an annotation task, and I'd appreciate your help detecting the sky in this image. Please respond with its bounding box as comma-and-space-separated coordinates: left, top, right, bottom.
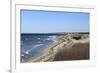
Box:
21, 10, 89, 33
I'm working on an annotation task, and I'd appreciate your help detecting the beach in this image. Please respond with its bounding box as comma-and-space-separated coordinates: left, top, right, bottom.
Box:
53, 42, 89, 61
26, 33, 89, 62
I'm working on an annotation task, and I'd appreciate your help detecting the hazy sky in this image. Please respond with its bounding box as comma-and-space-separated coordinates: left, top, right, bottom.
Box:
21, 10, 89, 33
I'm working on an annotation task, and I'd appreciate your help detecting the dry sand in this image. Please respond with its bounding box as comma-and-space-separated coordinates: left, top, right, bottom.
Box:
53, 42, 89, 61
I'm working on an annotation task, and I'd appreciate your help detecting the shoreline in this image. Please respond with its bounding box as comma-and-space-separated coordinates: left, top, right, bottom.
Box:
24, 33, 89, 63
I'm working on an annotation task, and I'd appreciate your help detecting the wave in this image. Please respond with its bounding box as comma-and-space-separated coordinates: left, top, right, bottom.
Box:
37, 37, 41, 40
49, 36, 57, 43
25, 51, 29, 54
21, 54, 24, 56
34, 44, 44, 48
23, 43, 44, 54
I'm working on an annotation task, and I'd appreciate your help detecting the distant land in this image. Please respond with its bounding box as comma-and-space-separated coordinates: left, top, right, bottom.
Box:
21, 32, 89, 35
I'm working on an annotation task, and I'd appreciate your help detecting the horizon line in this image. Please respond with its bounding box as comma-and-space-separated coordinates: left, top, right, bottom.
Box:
21, 32, 89, 34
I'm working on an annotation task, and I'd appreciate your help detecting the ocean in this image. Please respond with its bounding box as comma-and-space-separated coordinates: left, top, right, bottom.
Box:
21, 34, 60, 63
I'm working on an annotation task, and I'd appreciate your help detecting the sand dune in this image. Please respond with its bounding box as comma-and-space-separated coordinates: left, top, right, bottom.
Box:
53, 43, 89, 61
27, 33, 89, 62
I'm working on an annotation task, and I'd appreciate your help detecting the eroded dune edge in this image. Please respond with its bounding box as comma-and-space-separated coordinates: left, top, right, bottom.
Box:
27, 33, 89, 63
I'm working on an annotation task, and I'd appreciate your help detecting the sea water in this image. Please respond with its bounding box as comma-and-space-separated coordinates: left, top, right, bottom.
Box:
21, 34, 59, 62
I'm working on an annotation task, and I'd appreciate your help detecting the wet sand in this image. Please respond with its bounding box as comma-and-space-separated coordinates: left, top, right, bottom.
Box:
53, 42, 89, 61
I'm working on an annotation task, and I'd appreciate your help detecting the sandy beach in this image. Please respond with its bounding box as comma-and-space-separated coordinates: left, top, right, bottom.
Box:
53, 42, 89, 61
53, 34, 89, 61
26, 33, 89, 62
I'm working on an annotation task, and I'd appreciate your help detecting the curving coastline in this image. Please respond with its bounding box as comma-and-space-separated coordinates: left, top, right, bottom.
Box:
27, 33, 89, 62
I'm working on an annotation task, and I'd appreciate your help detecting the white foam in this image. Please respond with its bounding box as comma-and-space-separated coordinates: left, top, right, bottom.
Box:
21, 54, 24, 56
45, 38, 51, 41
34, 44, 43, 47
37, 38, 41, 40
53, 39, 57, 43
49, 36, 57, 43
25, 51, 29, 54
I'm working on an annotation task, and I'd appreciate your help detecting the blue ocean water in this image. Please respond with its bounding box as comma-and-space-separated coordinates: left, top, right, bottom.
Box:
21, 34, 58, 62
